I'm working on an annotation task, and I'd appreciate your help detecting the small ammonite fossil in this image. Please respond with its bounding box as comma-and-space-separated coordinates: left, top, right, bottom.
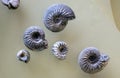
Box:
17, 49, 30, 63
1, 0, 20, 9
43, 4, 75, 32
78, 47, 109, 74
23, 26, 48, 51
52, 41, 68, 60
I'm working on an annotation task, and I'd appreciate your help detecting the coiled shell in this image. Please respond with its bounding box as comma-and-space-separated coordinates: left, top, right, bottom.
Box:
52, 41, 68, 60
78, 47, 109, 74
17, 49, 30, 63
43, 4, 75, 32
1, 0, 20, 9
23, 26, 48, 51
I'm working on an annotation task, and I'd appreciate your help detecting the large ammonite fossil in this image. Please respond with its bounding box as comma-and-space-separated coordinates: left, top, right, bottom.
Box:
17, 49, 30, 63
43, 4, 75, 32
78, 47, 110, 74
52, 41, 68, 60
1, 0, 20, 9
23, 26, 48, 51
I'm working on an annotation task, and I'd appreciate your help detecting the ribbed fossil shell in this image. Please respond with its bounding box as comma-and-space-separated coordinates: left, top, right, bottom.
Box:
52, 41, 68, 60
23, 26, 48, 51
1, 0, 20, 9
78, 47, 109, 74
43, 4, 75, 32
17, 49, 30, 63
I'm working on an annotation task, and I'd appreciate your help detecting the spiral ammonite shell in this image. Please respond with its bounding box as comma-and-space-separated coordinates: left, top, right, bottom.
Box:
17, 49, 30, 63
23, 26, 48, 51
52, 41, 68, 60
78, 47, 109, 74
1, 0, 20, 9
43, 4, 75, 32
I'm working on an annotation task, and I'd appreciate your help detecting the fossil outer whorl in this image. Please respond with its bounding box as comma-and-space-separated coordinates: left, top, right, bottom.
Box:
52, 41, 68, 60
23, 26, 48, 51
17, 49, 30, 63
1, 0, 20, 9
78, 47, 109, 74
44, 4, 75, 32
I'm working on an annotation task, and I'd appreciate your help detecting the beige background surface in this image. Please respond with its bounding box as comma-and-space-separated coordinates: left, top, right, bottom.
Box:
0, 0, 120, 78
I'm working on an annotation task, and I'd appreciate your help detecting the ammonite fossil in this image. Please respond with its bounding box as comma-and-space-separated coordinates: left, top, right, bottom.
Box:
23, 26, 48, 51
78, 47, 109, 74
43, 4, 75, 32
1, 0, 20, 9
52, 41, 68, 60
17, 49, 30, 63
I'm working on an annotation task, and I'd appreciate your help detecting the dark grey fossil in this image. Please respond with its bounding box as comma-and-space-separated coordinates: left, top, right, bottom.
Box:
78, 47, 109, 74
43, 4, 75, 32
1, 0, 20, 9
23, 26, 48, 51
17, 49, 30, 63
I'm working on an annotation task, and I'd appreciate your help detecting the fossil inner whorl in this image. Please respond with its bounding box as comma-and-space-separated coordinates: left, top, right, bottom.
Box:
88, 53, 99, 64
23, 26, 48, 51
31, 31, 41, 41
1, 0, 20, 9
78, 47, 109, 74
43, 4, 75, 32
52, 41, 68, 60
